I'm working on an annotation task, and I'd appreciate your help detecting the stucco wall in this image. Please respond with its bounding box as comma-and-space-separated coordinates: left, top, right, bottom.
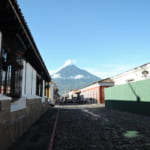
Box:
80, 82, 114, 104
105, 78, 150, 115
112, 64, 150, 86
22, 61, 37, 96
105, 78, 150, 102
0, 96, 49, 150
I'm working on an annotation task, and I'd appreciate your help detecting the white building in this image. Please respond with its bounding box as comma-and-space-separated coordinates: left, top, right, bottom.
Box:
0, 1, 51, 150
112, 63, 150, 85
0, 0, 51, 101
48, 82, 57, 105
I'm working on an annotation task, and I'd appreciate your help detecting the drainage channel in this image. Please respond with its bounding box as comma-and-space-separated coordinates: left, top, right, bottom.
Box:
48, 109, 60, 150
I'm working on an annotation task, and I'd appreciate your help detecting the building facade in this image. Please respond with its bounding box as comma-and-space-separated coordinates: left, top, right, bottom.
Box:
80, 78, 114, 104
112, 63, 150, 86
47, 81, 58, 105
68, 89, 81, 101
0, 1, 51, 150
0, 0, 51, 100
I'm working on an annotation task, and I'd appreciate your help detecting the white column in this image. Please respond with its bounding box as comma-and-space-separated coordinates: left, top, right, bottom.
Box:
21, 61, 37, 96
32, 69, 36, 95
50, 84, 54, 101
42, 80, 45, 97
21, 60, 26, 96
25, 63, 32, 95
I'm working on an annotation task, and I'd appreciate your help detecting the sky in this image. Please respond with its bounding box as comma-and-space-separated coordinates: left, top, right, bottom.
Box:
18, 0, 150, 78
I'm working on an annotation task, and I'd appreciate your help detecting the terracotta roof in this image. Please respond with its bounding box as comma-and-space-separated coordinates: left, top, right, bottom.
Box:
98, 78, 114, 83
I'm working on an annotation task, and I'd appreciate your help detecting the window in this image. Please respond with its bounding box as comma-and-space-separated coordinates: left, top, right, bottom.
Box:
126, 79, 134, 83
0, 44, 23, 98
36, 74, 43, 96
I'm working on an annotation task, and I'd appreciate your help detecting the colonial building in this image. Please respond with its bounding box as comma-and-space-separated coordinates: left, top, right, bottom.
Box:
0, 1, 51, 150
105, 63, 150, 116
0, 0, 51, 99
80, 78, 114, 104
112, 63, 150, 86
47, 81, 59, 105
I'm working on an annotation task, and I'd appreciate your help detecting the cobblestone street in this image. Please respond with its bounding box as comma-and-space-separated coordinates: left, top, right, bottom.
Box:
8, 104, 150, 150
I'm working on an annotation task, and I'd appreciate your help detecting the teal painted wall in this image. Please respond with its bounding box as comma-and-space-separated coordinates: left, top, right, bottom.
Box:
105, 79, 150, 102
105, 79, 150, 115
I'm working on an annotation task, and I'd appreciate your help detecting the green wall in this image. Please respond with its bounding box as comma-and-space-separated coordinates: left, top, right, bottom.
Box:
105, 79, 150, 115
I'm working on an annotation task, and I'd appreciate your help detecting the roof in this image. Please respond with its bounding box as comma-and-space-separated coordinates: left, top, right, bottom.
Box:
112, 62, 150, 79
78, 78, 114, 90
89, 78, 114, 85
98, 78, 114, 83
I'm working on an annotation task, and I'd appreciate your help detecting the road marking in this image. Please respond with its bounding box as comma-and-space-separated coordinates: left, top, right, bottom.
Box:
48, 109, 60, 150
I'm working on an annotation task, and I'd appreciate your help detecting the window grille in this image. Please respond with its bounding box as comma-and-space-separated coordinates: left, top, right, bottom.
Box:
0, 44, 23, 98
36, 74, 43, 96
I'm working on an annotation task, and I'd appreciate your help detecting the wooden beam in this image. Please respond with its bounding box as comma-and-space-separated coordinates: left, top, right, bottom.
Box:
16, 33, 28, 50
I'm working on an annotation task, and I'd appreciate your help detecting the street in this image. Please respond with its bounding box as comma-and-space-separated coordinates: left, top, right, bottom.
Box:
8, 104, 150, 150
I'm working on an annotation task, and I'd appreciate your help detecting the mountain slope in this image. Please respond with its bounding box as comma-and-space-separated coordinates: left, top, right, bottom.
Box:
52, 65, 101, 95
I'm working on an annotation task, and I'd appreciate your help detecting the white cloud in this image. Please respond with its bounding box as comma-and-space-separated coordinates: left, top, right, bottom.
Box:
51, 73, 84, 80
74, 74, 84, 79
71, 74, 84, 79
63, 59, 76, 67
49, 59, 77, 75
49, 70, 56, 75
52, 73, 62, 79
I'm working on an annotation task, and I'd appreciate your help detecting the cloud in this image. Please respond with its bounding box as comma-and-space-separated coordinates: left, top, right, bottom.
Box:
49, 70, 56, 75
63, 59, 76, 67
52, 74, 85, 80
49, 59, 77, 75
71, 74, 84, 79
52, 73, 62, 79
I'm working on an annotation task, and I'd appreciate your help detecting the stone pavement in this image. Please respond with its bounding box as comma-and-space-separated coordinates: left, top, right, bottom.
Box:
7, 104, 150, 150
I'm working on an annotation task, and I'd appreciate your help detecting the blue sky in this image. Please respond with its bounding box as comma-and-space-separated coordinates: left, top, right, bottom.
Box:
18, 0, 150, 78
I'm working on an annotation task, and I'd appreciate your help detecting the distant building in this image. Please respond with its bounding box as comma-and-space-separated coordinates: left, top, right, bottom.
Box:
80, 78, 114, 104
112, 63, 150, 85
47, 81, 58, 105
68, 89, 81, 100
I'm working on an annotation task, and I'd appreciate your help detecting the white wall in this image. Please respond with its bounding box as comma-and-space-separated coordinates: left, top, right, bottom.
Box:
42, 80, 45, 97
112, 63, 150, 85
31, 69, 36, 95
26, 63, 32, 94
21, 60, 26, 96
22, 60, 37, 96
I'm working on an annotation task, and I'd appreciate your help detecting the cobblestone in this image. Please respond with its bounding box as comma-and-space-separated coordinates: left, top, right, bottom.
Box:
7, 104, 150, 150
